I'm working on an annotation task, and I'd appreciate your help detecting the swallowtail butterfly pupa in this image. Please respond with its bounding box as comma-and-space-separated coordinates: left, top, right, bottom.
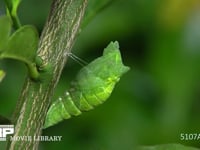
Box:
44, 41, 130, 128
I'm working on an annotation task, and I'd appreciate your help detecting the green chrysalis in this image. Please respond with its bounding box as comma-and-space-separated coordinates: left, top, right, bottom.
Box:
44, 41, 130, 128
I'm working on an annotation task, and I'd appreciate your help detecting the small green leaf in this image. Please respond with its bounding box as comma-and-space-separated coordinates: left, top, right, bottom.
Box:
82, 0, 115, 28
0, 70, 6, 82
0, 25, 40, 79
137, 144, 200, 150
2, 25, 39, 63
0, 16, 12, 51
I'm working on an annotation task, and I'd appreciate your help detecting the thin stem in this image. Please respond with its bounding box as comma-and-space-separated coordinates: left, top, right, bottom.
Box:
10, 14, 21, 29
5, 7, 21, 29
0, 56, 40, 80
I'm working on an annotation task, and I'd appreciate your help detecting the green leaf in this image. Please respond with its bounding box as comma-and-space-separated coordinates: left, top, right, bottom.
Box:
0, 25, 40, 79
137, 144, 200, 150
0, 70, 6, 82
0, 16, 12, 51
1, 25, 39, 63
82, 0, 115, 28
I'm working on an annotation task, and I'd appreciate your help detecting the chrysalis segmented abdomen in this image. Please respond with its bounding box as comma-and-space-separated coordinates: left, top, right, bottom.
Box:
44, 71, 114, 128
44, 41, 130, 128
44, 92, 81, 128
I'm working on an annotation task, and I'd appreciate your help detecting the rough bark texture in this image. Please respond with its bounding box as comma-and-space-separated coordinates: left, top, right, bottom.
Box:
7, 0, 88, 149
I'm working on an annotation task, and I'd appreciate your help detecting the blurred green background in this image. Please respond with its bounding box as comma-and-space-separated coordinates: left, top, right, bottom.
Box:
1, 0, 200, 149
